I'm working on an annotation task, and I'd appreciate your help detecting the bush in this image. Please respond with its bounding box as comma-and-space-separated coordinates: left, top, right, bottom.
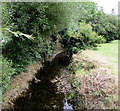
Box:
2, 37, 55, 74
95, 35, 106, 44
69, 21, 106, 46
1, 56, 15, 92
60, 21, 106, 53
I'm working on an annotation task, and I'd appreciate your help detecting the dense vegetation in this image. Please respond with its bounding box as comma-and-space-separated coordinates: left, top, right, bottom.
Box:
1, 1, 118, 101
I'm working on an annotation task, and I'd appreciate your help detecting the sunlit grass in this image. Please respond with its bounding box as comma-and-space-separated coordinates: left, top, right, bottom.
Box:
75, 68, 86, 75
93, 40, 119, 75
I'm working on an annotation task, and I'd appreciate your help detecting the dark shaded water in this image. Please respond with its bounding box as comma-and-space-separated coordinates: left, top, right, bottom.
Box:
13, 52, 72, 111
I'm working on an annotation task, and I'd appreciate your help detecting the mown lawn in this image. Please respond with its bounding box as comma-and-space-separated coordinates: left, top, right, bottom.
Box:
93, 40, 119, 75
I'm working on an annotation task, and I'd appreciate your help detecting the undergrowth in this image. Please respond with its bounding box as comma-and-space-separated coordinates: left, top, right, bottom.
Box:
64, 53, 118, 110
2, 37, 55, 93
1, 56, 15, 93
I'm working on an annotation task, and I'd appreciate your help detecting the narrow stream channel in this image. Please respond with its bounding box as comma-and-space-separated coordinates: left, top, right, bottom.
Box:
12, 51, 72, 111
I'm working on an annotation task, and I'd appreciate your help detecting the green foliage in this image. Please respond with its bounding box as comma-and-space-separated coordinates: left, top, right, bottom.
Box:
75, 61, 95, 75
64, 61, 87, 109
2, 37, 55, 74
2, 2, 82, 36
95, 35, 106, 44
104, 95, 112, 104
65, 21, 106, 53
91, 13, 118, 42
71, 78, 81, 88
1, 56, 15, 92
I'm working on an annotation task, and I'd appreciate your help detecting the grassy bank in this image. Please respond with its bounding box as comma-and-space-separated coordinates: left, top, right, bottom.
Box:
92, 40, 119, 75
71, 47, 118, 109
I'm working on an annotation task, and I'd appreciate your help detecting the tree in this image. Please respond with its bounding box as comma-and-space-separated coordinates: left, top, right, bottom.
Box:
2, 2, 78, 37
93, 14, 118, 42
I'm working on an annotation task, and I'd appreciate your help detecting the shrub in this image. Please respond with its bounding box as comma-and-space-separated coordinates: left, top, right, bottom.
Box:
95, 35, 106, 44
69, 21, 106, 46
2, 37, 55, 74
60, 21, 106, 53
1, 56, 15, 92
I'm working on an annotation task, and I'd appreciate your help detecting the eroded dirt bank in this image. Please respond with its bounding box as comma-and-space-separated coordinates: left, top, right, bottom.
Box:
2, 62, 41, 110
2, 51, 72, 111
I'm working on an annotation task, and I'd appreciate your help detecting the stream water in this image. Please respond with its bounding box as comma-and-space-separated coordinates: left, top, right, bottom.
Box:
12, 52, 72, 111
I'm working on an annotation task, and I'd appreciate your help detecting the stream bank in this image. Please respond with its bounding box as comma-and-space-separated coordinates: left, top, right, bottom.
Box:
2, 51, 73, 111
2, 50, 118, 110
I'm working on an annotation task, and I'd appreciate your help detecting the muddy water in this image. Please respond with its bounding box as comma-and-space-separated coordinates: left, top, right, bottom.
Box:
13, 52, 72, 111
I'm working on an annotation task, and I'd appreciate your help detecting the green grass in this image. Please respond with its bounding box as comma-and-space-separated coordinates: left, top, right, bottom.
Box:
93, 40, 119, 75
75, 68, 86, 75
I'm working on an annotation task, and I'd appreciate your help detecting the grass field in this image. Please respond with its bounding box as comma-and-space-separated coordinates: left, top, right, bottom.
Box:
93, 40, 119, 75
